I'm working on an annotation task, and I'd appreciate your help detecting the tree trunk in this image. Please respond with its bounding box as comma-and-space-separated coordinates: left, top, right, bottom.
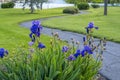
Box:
40, 2, 43, 10
104, 0, 108, 16
30, 6, 34, 13
30, 0, 34, 13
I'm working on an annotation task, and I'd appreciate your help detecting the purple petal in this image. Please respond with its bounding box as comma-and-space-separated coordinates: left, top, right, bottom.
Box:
38, 43, 46, 49
84, 46, 93, 54
81, 50, 85, 57
62, 46, 69, 53
28, 41, 34, 46
0, 48, 8, 58
67, 54, 76, 61
32, 20, 40, 26
87, 22, 94, 28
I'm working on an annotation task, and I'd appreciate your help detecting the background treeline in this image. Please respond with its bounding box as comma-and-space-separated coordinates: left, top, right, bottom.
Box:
65, 0, 120, 3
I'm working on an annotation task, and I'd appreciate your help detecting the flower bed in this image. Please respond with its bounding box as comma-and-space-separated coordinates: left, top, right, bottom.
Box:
0, 21, 106, 80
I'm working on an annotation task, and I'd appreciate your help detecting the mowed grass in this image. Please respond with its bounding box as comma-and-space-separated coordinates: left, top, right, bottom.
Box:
42, 7, 120, 43
0, 8, 65, 51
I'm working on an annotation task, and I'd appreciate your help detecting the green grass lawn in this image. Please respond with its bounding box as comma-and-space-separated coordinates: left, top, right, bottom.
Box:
42, 7, 120, 43
1, 7, 120, 53
0, 8, 65, 51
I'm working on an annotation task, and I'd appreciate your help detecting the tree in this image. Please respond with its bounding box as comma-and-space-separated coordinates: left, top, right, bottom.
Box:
36, 0, 48, 10
23, 0, 48, 13
104, 0, 108, 16
110, 0, 120, 6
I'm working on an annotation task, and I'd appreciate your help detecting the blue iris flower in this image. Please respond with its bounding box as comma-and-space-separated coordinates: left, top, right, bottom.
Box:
74, 49, 81, 58
31, 20, 42, 34
81, 50, 85, 57
0, 48, 8, 58
0, 48, 4, 58
29, 20, 43, 42
87, 22, 94, 29
87, 22, 99, 31
67, 46, 92, 61
30, 20, 43, 35
80, 46, 93, 57
67, 54, 76, 61
62, 46, 69, 53
30, 25, 39, 34
32, 20, 40, 26
84, 45, 93, 54
38, 43, 46, 49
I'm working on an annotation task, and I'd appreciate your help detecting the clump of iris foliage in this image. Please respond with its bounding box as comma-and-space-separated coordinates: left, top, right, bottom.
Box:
0, 21, 106, 80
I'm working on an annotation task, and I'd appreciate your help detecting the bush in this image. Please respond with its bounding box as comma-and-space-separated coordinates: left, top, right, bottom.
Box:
1, 2, 15, 8
63, 7, 79, 14
91, 4, 100, 8
77, 3, 89, 10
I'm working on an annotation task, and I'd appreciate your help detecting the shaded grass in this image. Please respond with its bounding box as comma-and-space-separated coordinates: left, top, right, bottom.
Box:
42, 7, 120, 43
0, 8, 65, 51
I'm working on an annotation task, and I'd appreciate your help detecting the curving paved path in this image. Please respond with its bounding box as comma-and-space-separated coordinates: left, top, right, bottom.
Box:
20, 16, 120, 80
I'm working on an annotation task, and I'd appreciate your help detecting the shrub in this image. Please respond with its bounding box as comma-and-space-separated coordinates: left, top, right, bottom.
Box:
63, 7, 79, 14
91, 4, 100, 8
1, 2, 15, 8
77, 3, 89, 10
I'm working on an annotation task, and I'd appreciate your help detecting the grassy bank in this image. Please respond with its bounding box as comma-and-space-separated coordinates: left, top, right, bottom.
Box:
42, 7, 120, 43
0, 8, 65, 51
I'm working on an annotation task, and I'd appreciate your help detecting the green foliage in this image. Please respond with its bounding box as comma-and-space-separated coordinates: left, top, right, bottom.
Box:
77, 3, 90, 10
110, 0, 120, 6
63, 7, 79, 14
65, 0, 88, 6
91, 4, 100, 8
110, 0, 115, 6
0, 35, 101, 80
92, 0, 103, 3
1, 2, 15, 8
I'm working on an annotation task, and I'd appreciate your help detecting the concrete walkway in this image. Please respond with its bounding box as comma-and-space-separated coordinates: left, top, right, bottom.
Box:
20, 16, 120, 80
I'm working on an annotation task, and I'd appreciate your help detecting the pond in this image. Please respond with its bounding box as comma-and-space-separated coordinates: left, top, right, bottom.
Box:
51, 0, 66, 4
14, 0, 73, 9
